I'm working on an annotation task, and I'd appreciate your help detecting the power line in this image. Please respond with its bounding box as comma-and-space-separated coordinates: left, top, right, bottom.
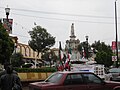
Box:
0, 9, 117, 24
11, 12, 115, 24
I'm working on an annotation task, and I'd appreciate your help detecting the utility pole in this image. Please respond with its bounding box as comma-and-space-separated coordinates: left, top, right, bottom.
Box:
115, 0, 119, 67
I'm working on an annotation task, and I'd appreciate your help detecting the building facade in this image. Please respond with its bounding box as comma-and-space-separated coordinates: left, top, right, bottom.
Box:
10, 34, 41, 63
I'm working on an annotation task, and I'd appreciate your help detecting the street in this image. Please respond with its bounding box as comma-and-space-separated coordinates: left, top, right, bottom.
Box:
22, 81, 32, 90
23, 87, 29, 90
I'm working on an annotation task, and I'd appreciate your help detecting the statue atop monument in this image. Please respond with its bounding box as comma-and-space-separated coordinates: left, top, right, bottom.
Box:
70, 23, 76, 39
71, 23, 74, 36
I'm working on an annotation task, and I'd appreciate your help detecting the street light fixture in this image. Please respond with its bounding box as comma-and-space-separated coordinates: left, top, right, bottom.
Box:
5, 7, 10, 20
115, 0, 119, 67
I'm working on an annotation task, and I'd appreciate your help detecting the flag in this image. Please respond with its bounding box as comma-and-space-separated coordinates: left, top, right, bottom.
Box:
58, 41, 64, 71
64, 48, 72, 71
82, 47, 86, 58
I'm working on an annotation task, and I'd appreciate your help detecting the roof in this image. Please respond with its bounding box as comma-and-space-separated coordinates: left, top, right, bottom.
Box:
56, 71, 93, 74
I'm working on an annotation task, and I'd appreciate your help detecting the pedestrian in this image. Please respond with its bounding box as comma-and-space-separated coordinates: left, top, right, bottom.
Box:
0, 65, 22, 90
0, 63, 18, 77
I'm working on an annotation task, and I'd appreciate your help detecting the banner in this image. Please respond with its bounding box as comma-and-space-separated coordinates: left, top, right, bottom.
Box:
112, 41, 120, 52
3, 18, 13, 34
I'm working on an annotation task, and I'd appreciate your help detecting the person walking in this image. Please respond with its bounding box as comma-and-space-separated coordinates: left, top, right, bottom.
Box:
0, 65, 22, 90
0, 63, 18, 77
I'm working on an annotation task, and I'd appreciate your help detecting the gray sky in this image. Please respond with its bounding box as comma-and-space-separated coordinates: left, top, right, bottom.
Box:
0, 0, 120, 48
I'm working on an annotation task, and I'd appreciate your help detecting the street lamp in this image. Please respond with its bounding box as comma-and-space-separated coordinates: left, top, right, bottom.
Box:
5, 7, 10, 33
85, 35, 89, 59
49, 53, 52, 67
115, 0, 119, 67
5, 7, 10, 20
4, 7, 10, 64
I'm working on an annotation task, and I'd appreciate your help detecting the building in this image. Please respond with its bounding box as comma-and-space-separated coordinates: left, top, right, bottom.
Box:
10, 34, 41, 64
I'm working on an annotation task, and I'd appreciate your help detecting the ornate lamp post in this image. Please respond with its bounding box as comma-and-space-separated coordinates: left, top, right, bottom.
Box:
4, 7, 10, 64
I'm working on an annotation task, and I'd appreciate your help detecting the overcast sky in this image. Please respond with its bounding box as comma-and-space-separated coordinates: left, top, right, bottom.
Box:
0, 0, 120, 48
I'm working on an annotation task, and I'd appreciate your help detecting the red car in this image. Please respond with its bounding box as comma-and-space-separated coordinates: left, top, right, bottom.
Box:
29, 71, 120, 90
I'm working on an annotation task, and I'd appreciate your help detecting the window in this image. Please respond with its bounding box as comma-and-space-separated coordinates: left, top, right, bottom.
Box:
64, 73, 83, 85
82, 73, 102, 84
45, 73, 63, 83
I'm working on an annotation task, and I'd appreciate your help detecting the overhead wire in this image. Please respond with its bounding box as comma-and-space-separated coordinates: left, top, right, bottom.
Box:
0, 6, 117, 19
0, 7, 117, 43
12, 12, 115, 24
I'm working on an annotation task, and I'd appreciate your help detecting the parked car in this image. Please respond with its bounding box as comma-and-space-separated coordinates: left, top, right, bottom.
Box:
29, 71, 120, 90
109, 68, 120, 81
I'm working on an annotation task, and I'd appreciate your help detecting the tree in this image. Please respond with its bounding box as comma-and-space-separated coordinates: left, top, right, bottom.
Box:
41, 50, 57, 67
0, 22, 14, 64
11, 52, 24, 67
29, 26, 55, 57
78, 41, 91, 58
91, 41, 113, 67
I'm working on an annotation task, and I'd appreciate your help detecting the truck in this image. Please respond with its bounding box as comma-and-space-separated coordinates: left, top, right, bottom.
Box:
70, 60, 112, 81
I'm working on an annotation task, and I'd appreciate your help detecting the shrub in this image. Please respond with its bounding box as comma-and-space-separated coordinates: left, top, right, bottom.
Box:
14, 67, 57, 73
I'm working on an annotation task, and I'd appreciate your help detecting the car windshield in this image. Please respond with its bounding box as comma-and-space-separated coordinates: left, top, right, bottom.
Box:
71, 61, 85, 64
109, 68, 120, 73
45, 73, 63, 83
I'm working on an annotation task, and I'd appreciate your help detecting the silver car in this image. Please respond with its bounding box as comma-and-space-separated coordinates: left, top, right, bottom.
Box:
109, 68, 120, 81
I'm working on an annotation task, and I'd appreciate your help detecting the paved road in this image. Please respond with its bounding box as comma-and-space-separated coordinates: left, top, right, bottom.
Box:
22, 81, 31, 90
23, 87, 29, 90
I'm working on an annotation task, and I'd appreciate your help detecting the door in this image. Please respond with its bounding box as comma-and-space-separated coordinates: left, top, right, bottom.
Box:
82, 73, 106, 90
64, 73, 88, 90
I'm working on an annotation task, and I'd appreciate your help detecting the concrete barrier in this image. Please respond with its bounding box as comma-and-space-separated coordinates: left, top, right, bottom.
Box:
18, 72, 52, 81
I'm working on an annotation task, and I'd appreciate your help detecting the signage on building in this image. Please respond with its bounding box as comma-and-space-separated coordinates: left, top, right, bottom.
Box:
112, 56, 117, 61
112, 41, 120, 52
3, 18, 13, 34
112, 41, 116, 50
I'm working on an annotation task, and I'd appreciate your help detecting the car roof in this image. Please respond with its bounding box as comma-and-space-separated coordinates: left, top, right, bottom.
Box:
56, 71, 93, 74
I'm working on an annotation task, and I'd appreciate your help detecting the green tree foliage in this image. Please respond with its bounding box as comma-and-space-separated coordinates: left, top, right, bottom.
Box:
11, 52, 24, 67
0, 23, 14, 64
78, 41, 91, 58
41, 50, 57, 67
29, 26, 55, 57
91, 40, 113, 67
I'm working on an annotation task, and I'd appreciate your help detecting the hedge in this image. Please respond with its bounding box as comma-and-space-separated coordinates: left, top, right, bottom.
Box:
14, 67, 57, 73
